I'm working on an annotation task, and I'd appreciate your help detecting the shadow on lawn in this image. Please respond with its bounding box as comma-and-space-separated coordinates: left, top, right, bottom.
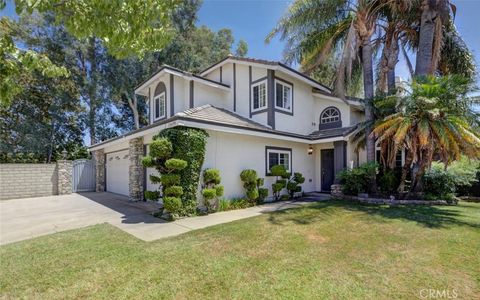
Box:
267, 200, 480, 229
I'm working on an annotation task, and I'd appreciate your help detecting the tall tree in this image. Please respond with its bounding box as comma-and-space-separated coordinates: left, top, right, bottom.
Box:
7, 0, 180, 59
235, 39, 248, 57
0, 17, 68, 106
0, 13, 84, 162
267, 0, 382, 167
105, 0, 246, 133
414, 0, 453, 76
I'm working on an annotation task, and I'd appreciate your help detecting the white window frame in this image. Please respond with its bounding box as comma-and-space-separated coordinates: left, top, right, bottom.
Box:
153, 92, 166, 121
251, 80, 267, 112
320, 107, 340, 124
274, 80, 293, 113
267, 148, 292, 173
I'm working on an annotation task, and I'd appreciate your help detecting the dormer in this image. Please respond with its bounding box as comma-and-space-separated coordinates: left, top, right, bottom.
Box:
134, 65, 231, 124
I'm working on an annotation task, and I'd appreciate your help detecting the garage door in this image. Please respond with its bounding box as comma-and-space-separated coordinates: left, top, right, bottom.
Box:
106, 150, 129, 196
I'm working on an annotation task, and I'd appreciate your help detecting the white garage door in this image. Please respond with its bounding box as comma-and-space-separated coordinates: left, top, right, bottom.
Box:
106, 150, 129, 196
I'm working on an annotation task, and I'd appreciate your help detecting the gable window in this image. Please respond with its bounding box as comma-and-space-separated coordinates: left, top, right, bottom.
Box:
319, 106, 342, 129
275, 80, 292, 112
153, 82, 167, 121
252, 80, 267, 111
153, 92, 166, 120
266, 147, 292, 174
320, 107, 340, 124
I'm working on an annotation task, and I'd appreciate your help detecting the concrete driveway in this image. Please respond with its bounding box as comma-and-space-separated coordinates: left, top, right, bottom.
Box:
0, 192, 167, 245
1, 192, 329, 245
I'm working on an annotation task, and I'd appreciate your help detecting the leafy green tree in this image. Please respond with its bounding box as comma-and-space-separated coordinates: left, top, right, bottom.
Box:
0, 17, 68, 106
235, 39, 248, 57
5, 0, 180, 59
0, 14, 84, 162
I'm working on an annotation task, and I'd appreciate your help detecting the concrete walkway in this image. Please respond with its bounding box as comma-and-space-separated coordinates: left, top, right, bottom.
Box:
0, 192, 329, 245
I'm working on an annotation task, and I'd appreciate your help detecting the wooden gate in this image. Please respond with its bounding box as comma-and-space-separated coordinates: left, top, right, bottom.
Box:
72, 159, 96, 192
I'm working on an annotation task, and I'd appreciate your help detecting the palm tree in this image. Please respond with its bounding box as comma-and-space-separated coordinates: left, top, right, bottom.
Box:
415, 0, 454, 76
376, 0, 418, 94
372, 75, 480, 193
267, 0, 386, 167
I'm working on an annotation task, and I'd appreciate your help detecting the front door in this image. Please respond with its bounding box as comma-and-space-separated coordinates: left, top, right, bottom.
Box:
321, 149, 335, 191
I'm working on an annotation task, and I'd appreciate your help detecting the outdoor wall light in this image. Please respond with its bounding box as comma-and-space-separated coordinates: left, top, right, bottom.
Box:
308, 145, 314, 155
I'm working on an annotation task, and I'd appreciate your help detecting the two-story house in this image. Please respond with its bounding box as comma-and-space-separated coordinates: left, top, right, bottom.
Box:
89, 56, 367, 201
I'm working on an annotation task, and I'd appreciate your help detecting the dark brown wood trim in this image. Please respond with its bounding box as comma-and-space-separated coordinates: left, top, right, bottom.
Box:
143, 144, 147, 201
274, 76, 294, 116
170, 74, 174, 117
267, 69, 275, 129
233, 63, 236, 112
249, 66, 252, 118
189, 80, 194, 108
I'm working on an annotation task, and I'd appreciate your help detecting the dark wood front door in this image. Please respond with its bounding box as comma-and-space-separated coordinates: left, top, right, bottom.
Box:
321, 149, 335, 191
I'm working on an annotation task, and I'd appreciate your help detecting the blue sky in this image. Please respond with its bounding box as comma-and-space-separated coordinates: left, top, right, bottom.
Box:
197, 0, 479, 85
2, 0, 479, 84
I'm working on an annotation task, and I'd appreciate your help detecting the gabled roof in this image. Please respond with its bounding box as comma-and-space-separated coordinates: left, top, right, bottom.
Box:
177, 105, 272, 132
200, 56, 333, 94
134, 65, 230, 96
89, 105, 358, 150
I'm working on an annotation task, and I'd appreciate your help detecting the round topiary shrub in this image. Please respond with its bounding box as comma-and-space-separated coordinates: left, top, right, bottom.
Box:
240, 169, 257, 182
202, 188, 217, 200
215, 185, 224, 197
160, 174, 181, 186
141, 156, 155, 168
204, 169, 221, 185
149, 138, 173, 159
246, 188, 259, 201
165, 158, 188, 170
258, 188, 269, 203
164, 186, 183, 197
163, 197, 182, 215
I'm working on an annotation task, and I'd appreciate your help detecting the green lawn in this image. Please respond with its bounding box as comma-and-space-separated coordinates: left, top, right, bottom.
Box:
1, 201, 479, 299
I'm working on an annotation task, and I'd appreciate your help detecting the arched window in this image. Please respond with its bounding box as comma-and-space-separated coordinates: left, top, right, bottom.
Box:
152, 82, 166, 121
319, 107, 341, 129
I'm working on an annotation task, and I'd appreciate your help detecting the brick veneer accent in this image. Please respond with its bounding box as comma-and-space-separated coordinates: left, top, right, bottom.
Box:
57, 160, 73, 195
94, 149, 105, 192
129, 137, 144, 201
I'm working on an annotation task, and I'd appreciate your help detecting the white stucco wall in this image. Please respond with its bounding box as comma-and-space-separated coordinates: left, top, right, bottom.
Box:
202, 130, 316, 200
192, 82, 230, 109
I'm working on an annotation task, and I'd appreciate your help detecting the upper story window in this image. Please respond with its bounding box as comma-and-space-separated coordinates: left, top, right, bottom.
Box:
154, 92, 166, 120
275, 80, 292, 112
153, 82, 166, 121
319, 106, 342, 129
252, 80, 267, 112
321, 107, 340, 124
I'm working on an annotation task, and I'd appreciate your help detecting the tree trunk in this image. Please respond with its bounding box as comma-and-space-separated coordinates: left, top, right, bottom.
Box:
398, 149, 413, 193
362, 42, 375, 163
362, 39, 377, 191
126, 92, 140, 130
47, 121, 55, 163
88, 37, 98, 145
415, 0, 437, 76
